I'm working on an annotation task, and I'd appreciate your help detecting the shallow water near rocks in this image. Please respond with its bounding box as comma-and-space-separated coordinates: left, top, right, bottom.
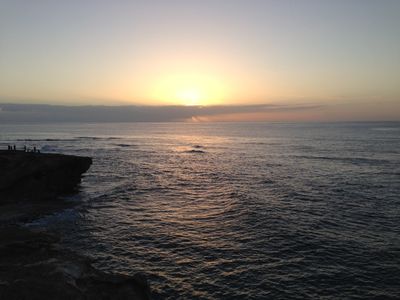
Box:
1, 122, 400, 299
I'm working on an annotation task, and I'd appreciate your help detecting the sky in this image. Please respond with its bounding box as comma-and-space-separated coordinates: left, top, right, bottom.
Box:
0, 0, 399, 121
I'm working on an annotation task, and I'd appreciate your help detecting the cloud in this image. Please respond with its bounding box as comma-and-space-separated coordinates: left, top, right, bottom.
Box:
0, 103, 322, 123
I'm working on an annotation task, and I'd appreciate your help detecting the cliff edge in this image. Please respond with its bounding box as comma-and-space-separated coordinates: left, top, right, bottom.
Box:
0, 150, 92, 202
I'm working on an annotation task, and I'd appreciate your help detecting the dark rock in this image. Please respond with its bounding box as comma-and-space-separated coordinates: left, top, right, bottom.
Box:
0, 151, 152, 299
0, 227, 151, 300
0, 150, 92, 202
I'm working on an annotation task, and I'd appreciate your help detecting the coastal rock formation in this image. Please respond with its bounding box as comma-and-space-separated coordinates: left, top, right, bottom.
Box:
0, 227, 151, 300
0, 150, 151, 299
0, 150, 92, 202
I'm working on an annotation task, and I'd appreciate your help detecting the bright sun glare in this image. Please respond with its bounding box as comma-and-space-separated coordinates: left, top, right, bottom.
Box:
176, 88, 202, 106
149, 72, 228, 106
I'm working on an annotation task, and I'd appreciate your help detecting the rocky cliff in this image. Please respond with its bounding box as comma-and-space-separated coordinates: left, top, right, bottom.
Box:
0, 227, 151, 300
0, 150, 151, 300
0, 150, 92, 202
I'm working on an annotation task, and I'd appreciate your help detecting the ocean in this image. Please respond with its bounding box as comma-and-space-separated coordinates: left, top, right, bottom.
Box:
1, 122, 399, 299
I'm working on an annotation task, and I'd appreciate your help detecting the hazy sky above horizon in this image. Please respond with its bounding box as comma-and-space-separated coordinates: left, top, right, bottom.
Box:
1, 0, 399, 120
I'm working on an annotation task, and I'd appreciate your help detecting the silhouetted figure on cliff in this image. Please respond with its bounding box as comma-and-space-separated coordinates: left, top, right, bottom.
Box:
24, 145, 27, 152
13, 145, 16, 151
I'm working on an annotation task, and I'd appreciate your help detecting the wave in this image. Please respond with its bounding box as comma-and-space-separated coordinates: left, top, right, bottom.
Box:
184, 149, 206, 154
76, 136, 121, 140
16, 138, 75, 142
23, 208, 79, 228
41, 145, 58, 151
371, 127, 400, 131
295, 155, 389, 165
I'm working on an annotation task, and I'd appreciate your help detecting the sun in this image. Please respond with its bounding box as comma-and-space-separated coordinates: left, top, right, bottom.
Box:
148, 72, 228, 106
176, 87, 202, 106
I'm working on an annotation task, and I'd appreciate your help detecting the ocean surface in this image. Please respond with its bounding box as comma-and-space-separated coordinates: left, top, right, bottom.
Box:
1, 122, 399, 299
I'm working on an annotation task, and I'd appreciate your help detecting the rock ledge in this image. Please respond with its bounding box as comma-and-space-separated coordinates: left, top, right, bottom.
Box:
0, 150, 92, 202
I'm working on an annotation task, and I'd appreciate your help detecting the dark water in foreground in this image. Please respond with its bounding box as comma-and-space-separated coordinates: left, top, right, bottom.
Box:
1, 122, 400, 299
